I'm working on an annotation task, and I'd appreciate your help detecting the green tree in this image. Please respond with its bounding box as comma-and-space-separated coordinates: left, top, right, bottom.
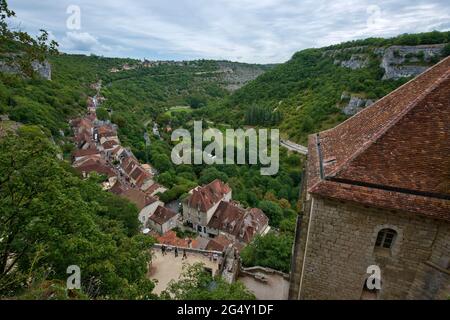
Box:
96, 107, 110, 121
240, 233, 293, 273
161, 263, 255, 300
198, 167, 228, 185
0, 127, 156, 299
442, 43, 450, 57
258, 200, 283, 227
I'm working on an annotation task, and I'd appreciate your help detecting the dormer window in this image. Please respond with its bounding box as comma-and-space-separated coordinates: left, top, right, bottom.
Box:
375, 228, 397, 249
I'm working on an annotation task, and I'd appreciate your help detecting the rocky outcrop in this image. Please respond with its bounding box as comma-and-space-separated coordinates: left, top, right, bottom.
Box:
31, 60, 52, 80
377, 44, 445, 80
338, 54, 369, 70
341, 93, 374, 116
216, 61, 268, 91
0, 56, 52, 80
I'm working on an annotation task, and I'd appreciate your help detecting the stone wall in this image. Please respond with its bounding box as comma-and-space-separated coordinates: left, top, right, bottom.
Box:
291, 196, 450, 300
0, 59, 51, 80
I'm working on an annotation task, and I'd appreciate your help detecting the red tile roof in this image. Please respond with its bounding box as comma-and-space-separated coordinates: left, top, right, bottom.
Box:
74, 159, 115, 178
207, 201, 244, 235
154, 230, 198, 248
102, 140, 119, 150
109, 180, 125, 195
205, 234, 232, 252
72, 148, 100, 158
143, 183, 163, 195
240, 208, 269, 243
307, 56, 450, 221
207, 202, 269, 243
122, 156, 140, 176
186, 179, 231, 212
149, 206, 178, 225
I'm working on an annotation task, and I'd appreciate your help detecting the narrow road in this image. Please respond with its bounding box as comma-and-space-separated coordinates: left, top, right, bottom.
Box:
280, 139, 308, 155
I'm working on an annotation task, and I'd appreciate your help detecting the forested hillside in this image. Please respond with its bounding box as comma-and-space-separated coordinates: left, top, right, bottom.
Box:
206, 31, 450, 144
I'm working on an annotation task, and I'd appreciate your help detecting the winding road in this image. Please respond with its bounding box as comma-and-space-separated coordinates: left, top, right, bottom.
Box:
280, 139, 308, 155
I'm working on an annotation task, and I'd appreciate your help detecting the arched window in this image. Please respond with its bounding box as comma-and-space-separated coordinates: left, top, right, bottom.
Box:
375, 228, 397, 249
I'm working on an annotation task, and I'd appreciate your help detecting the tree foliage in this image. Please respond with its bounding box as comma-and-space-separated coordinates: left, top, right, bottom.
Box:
161, 263, 255, 300
0, 127, 155, 299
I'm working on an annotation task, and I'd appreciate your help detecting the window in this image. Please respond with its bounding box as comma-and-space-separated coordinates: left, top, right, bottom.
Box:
375, 228, 397, 249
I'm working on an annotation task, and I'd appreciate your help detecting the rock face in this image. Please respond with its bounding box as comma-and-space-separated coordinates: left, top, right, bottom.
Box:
216, 61, 268, 91
378, 44, 445, 80
0, 57, 52, 80
341, 94, 374, 116
31, 60, 52, 80
339, 54, 369, 70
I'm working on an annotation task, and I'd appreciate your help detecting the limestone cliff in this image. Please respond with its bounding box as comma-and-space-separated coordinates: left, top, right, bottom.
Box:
377, 44, 445, 80
0, 55, 52, 80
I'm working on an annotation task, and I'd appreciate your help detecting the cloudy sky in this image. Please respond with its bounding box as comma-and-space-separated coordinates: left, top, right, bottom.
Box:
7, 0, 450, 63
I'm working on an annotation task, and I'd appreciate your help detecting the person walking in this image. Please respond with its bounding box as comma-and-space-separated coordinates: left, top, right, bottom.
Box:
174, 246, 179, 258
182, 249, 187, 260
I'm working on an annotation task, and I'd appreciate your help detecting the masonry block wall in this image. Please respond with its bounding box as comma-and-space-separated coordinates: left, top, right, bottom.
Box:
292, 196, 450, 300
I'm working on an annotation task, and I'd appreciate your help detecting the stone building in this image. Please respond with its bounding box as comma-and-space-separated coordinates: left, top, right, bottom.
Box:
289, 57, 450, 300
182, 179, 232, 236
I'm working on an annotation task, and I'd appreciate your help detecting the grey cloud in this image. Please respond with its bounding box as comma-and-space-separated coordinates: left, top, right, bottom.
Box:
7, 0, 450, 63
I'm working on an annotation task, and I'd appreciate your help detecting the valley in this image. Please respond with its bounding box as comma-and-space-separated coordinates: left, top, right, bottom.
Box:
0, 3, 449, 299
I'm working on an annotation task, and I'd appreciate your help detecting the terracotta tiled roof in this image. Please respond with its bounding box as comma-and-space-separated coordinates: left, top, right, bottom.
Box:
207, 201, 244, 236
130, 166, 146, 180
109, 181, 125, 195
122, 156, 140, 175
97, 125, 115, 135
135, 171, 152, 188
102, 140, 119, 150
205, 234, 232, 252
74, 131, 92, 144
142, 183, 164, 195
121, 189, 158, 211
154, 230, 198, 248
111, 146, 123, 156
149, 206, 178, 225
240, 208, 269, 242
74, 159, 115, 178
72, 155, 102, 168
186, 179, 231, 212
307, 56, 450, 221
72, 148, 100, 158
207, 202, 269, 243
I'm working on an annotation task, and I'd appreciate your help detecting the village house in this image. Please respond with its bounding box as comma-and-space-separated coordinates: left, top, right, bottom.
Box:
141, 182, 167, 197
289, 57, 450, 300
183, 179, 232, 235
73, 157, 116, 180
148, 206, 179, 235
205, 234, 233, 252
120, 189, 163, 227
72, 148, 101, 162
110, 145, 126, 162
101, 139, 120, 153
182, 179, 269, 244
109, 180, 125, 196
207, 201, 270, 243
